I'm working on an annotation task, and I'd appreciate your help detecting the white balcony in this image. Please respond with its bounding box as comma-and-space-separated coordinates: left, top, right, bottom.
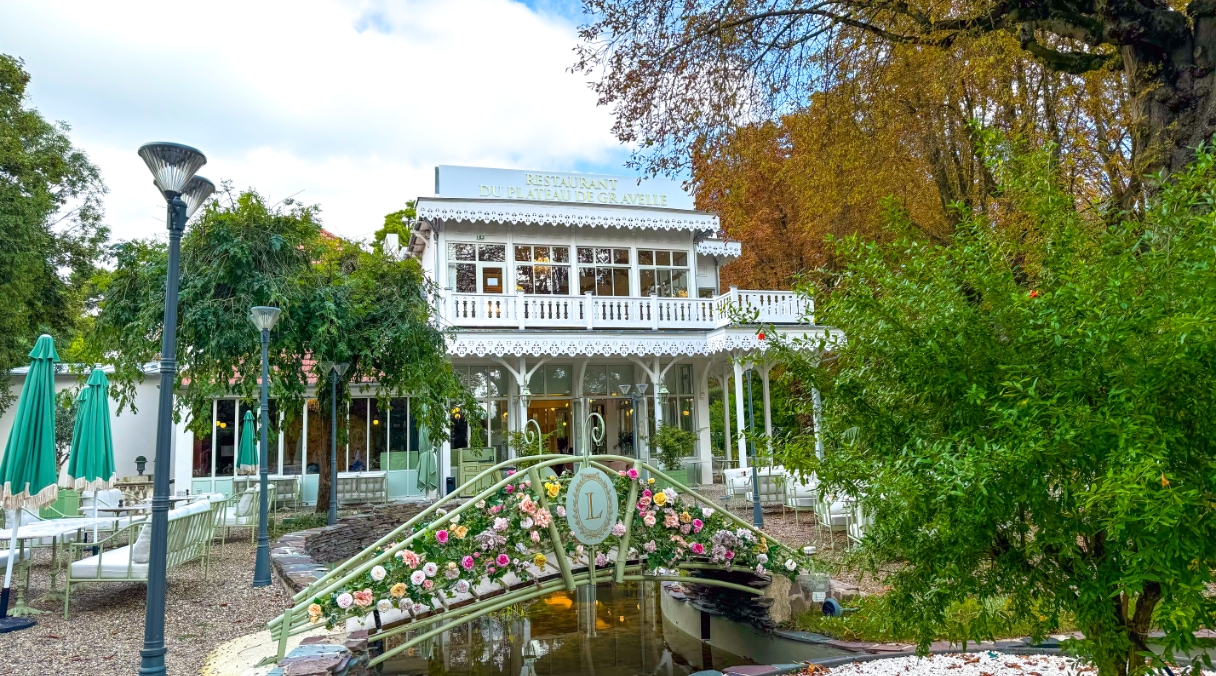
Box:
441, 288, 812, 331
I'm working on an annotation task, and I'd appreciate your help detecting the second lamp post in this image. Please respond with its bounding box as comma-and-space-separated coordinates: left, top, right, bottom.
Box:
249, 306, 282, 588
321, 362, 349, 525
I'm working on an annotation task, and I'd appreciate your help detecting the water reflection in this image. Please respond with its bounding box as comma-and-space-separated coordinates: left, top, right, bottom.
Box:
377, 582, 752, 676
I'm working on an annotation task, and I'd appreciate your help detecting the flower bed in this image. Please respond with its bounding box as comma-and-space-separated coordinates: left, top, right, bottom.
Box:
307, 468, 814, 627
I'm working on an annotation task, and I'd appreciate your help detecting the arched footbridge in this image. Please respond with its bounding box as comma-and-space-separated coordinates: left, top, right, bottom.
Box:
268, 449, 816, 668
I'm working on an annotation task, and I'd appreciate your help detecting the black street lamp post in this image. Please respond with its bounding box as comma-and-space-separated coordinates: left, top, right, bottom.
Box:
747, 368, 763, 527
321, 362, 349, 526
137, 143, 213, 676
249, 307, 281, 587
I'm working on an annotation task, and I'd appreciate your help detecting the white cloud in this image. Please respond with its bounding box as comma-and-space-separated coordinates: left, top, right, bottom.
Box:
1, 0, 624, 242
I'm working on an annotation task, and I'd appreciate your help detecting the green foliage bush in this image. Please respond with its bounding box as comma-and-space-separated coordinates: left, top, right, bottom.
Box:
651, 424, 696, 471
775, 134, 1216, 676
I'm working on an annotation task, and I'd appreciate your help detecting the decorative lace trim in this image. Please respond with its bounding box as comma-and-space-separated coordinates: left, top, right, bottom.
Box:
695, 240, 742, 258
447, 334, 712, 358
417, 201, 719, 233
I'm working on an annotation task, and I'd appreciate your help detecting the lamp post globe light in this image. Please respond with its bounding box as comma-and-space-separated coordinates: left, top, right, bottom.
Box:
137, 142, 211, 676
322, 362, 349, 526
249, 306, 282, 588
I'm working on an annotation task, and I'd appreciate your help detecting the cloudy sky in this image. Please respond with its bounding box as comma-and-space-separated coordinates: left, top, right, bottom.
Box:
2, 0, 628, 243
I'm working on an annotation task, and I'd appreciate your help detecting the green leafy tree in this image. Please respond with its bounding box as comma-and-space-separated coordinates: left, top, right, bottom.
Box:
0, 54, 109, 413
373, 201, 416, 255
87, 186, 475, 512
774, 137, 1216, 676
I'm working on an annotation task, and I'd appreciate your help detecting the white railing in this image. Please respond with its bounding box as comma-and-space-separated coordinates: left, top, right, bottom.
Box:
443, 287, 812, 330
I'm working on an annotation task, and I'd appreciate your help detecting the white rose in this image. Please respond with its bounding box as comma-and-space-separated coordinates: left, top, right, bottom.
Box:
701, 507, 715, 518
410, 570, 426, 586
455, 580, 470, 594
376, 599, 393, 613
785, 558, 797, 571
370, 565, 387, 581
423, 562, 439, 577
756, 554, 768, 565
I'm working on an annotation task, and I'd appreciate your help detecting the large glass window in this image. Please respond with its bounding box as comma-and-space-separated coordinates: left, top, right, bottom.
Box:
448, 243, 507, 294
368, 399, 387, 468
581, 364, 635, 397
215, 400, 237, 477
577, 247, 631, 296
528, 364, 572, 396
663, 364, 696, 432
638, 249, 690, 298
348, 398, 369, 471
515, 245, 571, 295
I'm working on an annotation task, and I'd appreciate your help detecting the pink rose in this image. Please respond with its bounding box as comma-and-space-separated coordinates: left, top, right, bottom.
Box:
690, 542, 705, 555
496, 553, 510, 566
353, 589, 374, 607
611, 522, 626, 537
637, 496, 651, 510
473, 551, 481, 558
534, 509, 552, 528
530, 530, 541, 543
619, 470, 626, 476
643, 540, 656, 553
461, 555, 475, 571
595, 552, 607, 567
505, 484, 514, 494
643, 513, 656, 527
487, 566, 496, 575
423, 579, 433, 590
692, 519, 703, 533
507, 469, 516, 476
626, 468, 639, 480
399, 550, 421, 568
664, 514, 679, 528
680, 524, 691, 535
336, 592, 353, 609
435, 530, 449, 545
725, 550, 735, 560
642, 489, 652, 498
556, 505, 566, 517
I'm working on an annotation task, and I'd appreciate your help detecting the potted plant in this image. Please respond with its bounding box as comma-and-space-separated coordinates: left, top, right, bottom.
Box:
507, 429, 553, 469
649, 424, 697, 488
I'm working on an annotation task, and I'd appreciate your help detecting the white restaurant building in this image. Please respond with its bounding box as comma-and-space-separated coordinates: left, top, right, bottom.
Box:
2, 167, 825, 503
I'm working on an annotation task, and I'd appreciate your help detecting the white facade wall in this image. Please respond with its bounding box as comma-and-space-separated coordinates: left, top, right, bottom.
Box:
0, 372, 163, 487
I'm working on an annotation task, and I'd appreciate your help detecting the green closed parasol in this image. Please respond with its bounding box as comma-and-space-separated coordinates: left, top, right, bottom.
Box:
67, 368, 116, 549
415, 404, 437, 494
67, 369, 116, 491
236, 410, 257, 475
0, 335, 60, 631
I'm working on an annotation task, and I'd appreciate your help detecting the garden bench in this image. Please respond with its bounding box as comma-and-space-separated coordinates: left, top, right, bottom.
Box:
219, 484, 276, 545
337, 471, 387, 504
63, 497, 217, 618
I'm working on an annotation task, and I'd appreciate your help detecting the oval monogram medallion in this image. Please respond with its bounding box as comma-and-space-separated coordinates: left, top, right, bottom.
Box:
564, 467, 619, 545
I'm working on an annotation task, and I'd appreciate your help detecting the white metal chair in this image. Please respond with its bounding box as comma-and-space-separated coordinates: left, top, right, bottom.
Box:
783, 472, 819, 523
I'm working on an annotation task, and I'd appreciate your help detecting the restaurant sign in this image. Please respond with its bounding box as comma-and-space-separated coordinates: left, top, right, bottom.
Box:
435, 165, 694, 210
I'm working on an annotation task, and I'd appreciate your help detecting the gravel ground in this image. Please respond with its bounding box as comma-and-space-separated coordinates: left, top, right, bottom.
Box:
0, 536, 289, 676
821, 652, 1097, 676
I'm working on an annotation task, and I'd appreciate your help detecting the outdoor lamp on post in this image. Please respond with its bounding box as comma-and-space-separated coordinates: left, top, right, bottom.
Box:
137, 142, 211, 676
249, 305, 282, 588
322, 361, 349, 526
746, 368, 763, 527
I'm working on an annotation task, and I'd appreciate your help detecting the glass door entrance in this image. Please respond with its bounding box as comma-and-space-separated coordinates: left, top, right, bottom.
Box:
527, 400, 573, 454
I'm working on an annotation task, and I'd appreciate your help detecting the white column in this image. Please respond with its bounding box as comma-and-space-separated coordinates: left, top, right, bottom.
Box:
694, 362, 713, 484
440, 439, 452, 496
720, 365, 732, 464
652, 358, 665, 431
812, 387, 825, 460
732, 360, 747, 468
172, 418, 193, 495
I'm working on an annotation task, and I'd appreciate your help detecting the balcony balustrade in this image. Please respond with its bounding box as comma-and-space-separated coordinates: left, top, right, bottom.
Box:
441, 287, 812, 330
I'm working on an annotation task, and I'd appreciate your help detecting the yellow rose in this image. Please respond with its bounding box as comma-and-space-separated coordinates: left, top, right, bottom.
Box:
653, 492, 668, 506
545, 483, 560, 499
308, 603, 323, 622
533, 553, 547, 568
647, 477, 655, 485
679, 511, 691, 524
454, 525, 469, 539
390, 583, 407, 598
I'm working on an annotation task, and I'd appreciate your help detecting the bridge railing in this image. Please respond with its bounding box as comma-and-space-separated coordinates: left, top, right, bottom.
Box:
267, 453, 811, 664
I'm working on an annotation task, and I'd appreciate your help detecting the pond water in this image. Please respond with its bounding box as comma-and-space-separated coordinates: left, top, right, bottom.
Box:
377, 582, 754, 675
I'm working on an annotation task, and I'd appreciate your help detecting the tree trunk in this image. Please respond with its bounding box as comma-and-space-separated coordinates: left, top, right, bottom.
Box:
315, 410, 332, 515
1124, 0, 1216, 196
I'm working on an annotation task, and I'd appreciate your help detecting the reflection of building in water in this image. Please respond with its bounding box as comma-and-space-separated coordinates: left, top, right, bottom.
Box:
377, 582, 749, 676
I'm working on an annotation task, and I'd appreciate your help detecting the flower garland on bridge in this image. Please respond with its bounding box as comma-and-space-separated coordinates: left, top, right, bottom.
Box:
307, 469, 813, 628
